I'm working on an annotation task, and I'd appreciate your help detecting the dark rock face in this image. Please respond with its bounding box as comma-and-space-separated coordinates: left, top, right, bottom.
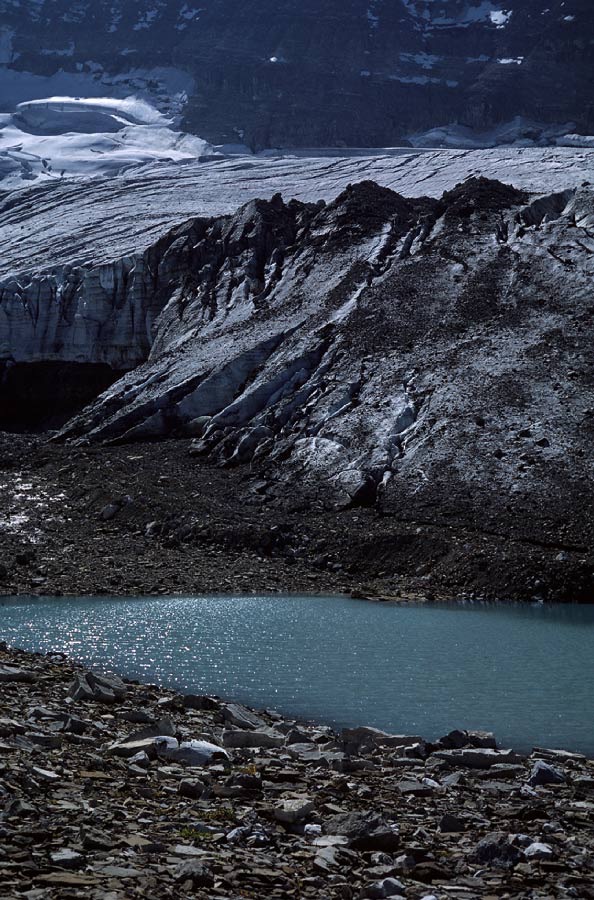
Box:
42, 176, 594, 602
0, 1, 593, 147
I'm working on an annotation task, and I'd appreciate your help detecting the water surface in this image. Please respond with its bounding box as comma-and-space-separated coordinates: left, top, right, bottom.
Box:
1, 594, 593, 754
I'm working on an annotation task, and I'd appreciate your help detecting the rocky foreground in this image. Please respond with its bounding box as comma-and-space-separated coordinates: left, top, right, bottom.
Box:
1, 644, 593, 899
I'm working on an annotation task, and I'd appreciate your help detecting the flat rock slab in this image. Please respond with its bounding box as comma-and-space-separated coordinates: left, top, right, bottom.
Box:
222, 702, 267, 730
434, 748, 524, 769
107, 735, 178, 759
222, 727, 284, 749
0, 666, 37, 683
94, 866, 146, 878
35, 873, 100, 886
398, 778, 436, 797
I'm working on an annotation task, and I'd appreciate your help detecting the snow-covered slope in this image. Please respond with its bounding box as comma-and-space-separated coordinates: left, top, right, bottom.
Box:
1, 0, 592, 148
0, 95, 210, 188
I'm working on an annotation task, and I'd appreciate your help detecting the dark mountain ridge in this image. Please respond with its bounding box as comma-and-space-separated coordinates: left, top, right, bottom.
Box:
1, 0, 593, 148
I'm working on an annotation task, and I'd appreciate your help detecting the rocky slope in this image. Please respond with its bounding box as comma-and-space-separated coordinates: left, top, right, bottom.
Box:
55, 179, 594, 598
0, 0, 593, 148
2, 146, 588, 427
1, 643, 594, 899
0, 160, 592, 602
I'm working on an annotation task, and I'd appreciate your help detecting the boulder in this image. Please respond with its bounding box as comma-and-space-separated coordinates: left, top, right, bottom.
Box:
67, 673, 95, 702
313, 845, 358, 872
178, 779, 206, 800
225, 772, 262, 793
472, 832, 523, 868
183, 694, 220, 711
174, 860, 214, 888
286, 743, 324, 761
68, 671, 127, 703
524, 841, 554, 861
125, 719, 177, 741
529, 760, 566, 786
128, 751, 150, 769
284, 728, 315, 745
397, 778, 436, 797
274, 797, 315, 825
341, 726, 422, 755
325, 812, 399, 852
439, 813, 466, 833
117, 709, 156, 725
221, 702, 267, 730
166, 740, 229, 767
81, 829, 114, 852
439, 729, 497, 750
50, 849, 84, 869
27, 732, 62, 749
360, 877, 406, 899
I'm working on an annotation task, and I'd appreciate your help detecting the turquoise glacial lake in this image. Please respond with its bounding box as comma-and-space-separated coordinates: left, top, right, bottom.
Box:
1, 594, 593, 754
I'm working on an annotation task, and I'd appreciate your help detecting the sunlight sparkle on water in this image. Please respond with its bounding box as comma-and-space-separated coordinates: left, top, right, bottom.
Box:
1, 594, 593, 754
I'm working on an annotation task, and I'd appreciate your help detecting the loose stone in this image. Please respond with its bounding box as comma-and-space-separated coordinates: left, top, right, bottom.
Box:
274, 797, 315, 824
0, 644, 592, 900
529, 759, 566, 786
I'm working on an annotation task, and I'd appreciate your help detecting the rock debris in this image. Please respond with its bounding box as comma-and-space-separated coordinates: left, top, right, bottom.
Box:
1, 643, 593, 899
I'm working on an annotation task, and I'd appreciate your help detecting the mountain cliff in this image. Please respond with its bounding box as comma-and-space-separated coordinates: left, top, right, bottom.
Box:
1, 0, 592, 148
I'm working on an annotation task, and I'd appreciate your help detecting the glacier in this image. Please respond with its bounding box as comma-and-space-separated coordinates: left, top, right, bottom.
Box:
0, 95, 210, 189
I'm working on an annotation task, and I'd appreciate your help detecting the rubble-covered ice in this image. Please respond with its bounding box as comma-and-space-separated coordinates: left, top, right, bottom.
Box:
0, 146, 590, 278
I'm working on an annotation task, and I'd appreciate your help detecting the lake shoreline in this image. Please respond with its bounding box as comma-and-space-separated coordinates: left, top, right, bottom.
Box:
1, 641, 593, 899
3, 593, 594, 756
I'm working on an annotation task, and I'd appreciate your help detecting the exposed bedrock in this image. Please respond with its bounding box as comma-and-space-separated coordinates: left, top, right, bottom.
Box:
3, 176, 594, 599
2, 0, 593, 147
